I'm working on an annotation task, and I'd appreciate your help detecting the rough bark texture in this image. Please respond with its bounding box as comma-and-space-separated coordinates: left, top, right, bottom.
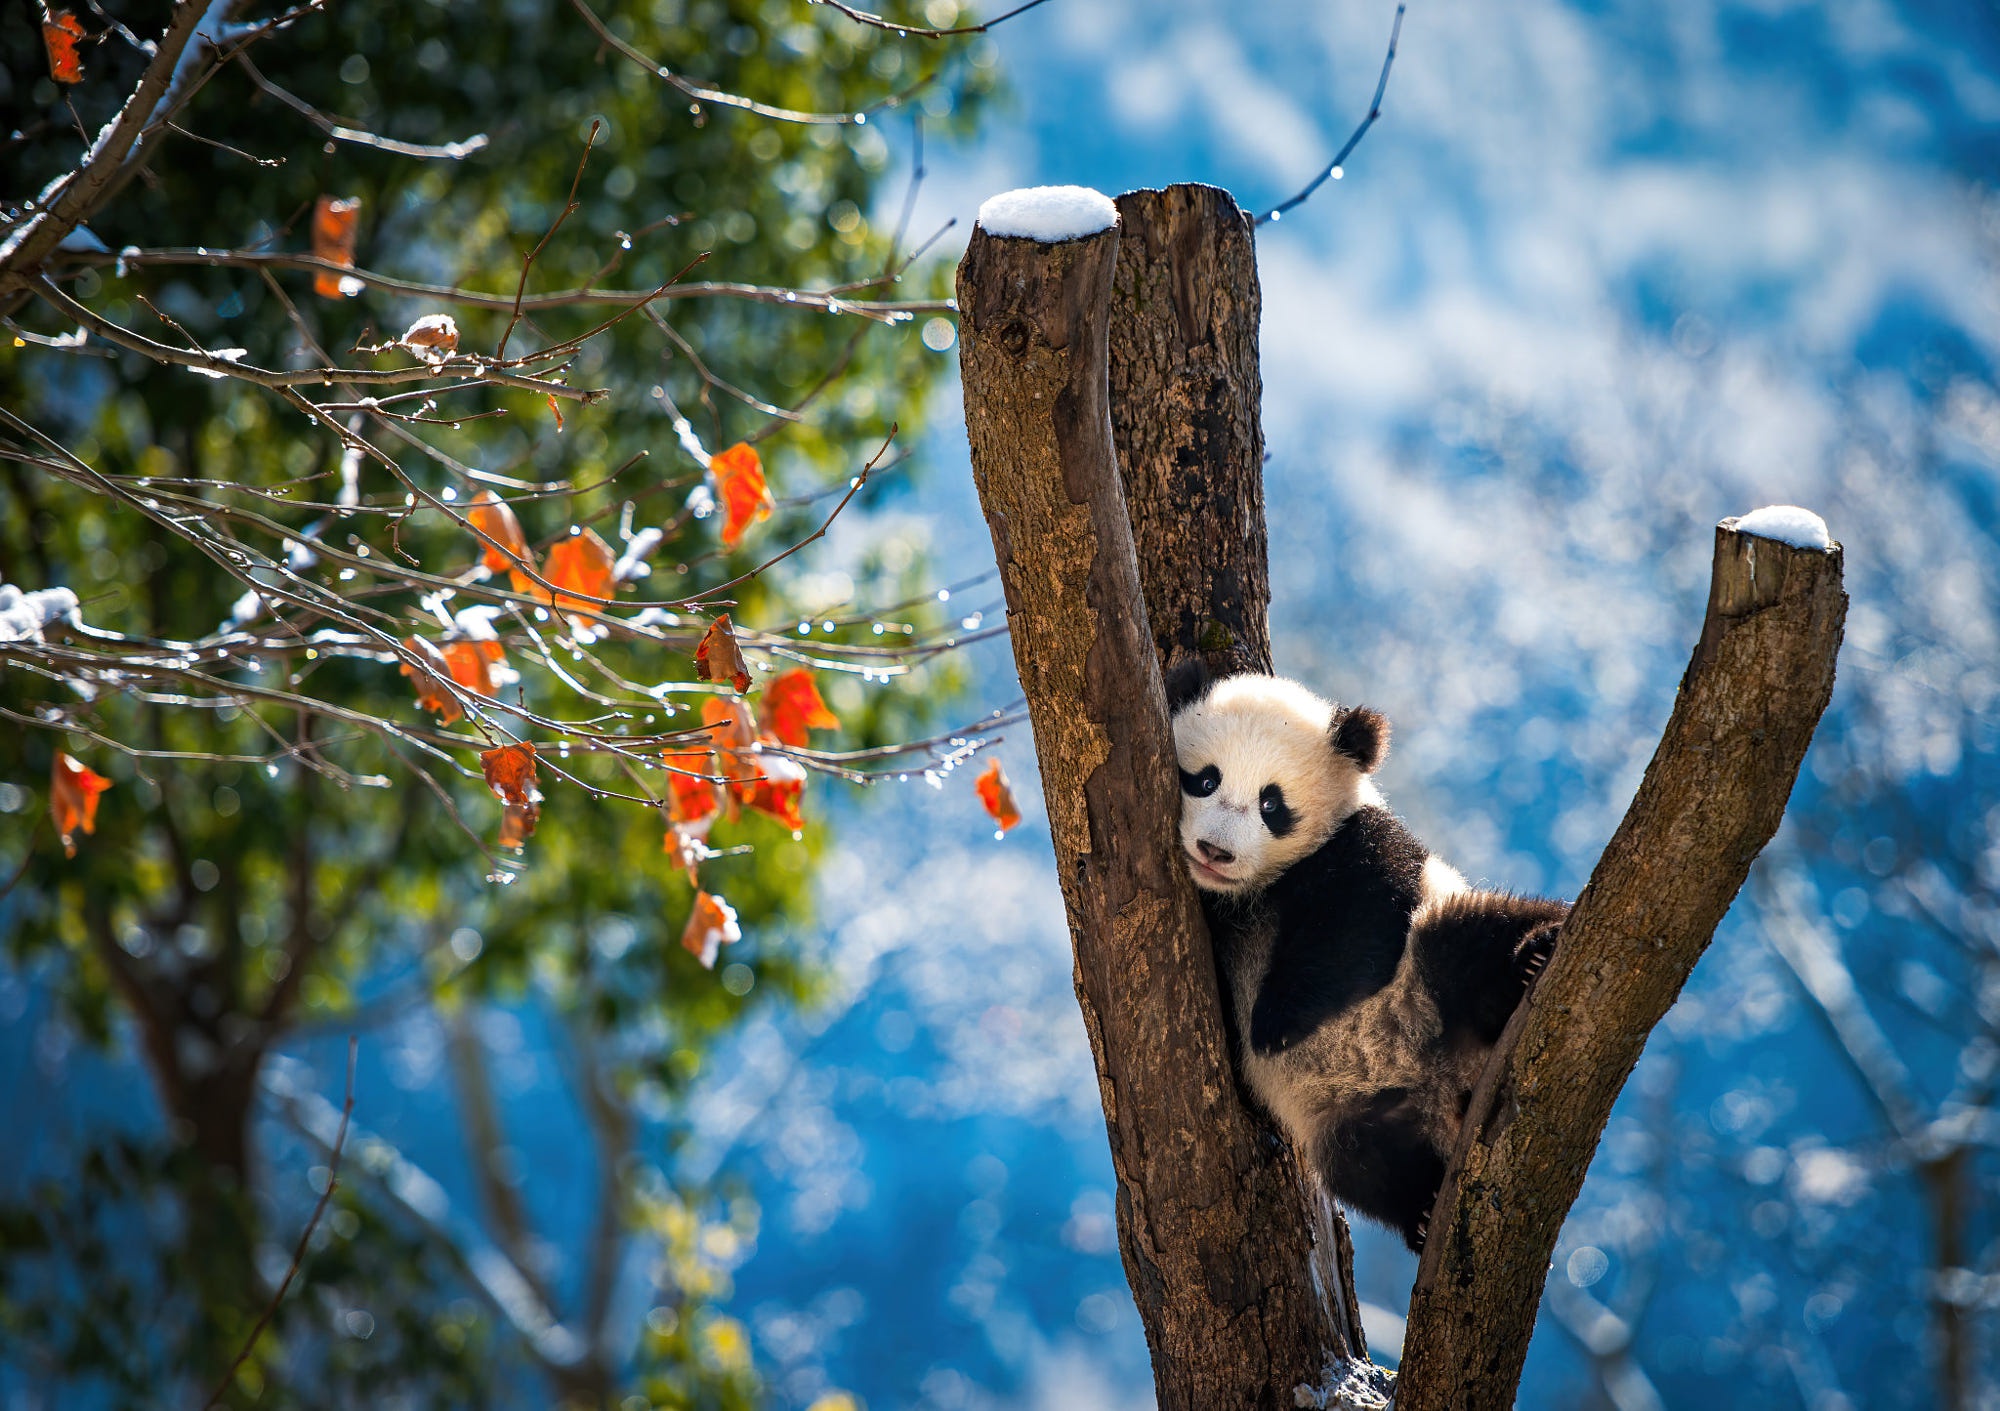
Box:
958, 216, 1346, 1409
1108, 183, 1375, 1370
1397, 523, 1848, 1411
1108, 185, 1273, 681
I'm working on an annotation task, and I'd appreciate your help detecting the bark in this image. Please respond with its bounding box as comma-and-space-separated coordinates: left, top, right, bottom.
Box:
1108, 183, 1376, 1366
957, 212, 1353, 1409
1397, 522, 1847, 1411
0, 0, 219, 298
1108, 185, 1273, 681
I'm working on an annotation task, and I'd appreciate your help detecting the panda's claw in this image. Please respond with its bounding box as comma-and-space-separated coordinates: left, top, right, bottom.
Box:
1515, 926, 1558, 983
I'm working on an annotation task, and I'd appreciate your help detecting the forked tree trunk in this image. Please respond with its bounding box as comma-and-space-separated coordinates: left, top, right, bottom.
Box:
1396, 524, 1846, 1409
957, 196, 1366, 1409
958, 187, 1845, 1409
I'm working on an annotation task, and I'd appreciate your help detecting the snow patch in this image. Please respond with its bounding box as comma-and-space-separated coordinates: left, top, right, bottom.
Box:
1729, 504, 1831, 549
977, 185, 1117, 243
1291, 1355, 1395, 1409
0, 585, 79, 642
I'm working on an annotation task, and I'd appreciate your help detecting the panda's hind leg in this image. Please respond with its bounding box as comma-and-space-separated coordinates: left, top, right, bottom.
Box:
1314, 1091, 1447, 1255
1412, 891, 1571, 1045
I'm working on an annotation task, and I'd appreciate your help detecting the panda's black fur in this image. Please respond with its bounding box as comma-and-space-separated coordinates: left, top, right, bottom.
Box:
1166, 659, 1569, 1252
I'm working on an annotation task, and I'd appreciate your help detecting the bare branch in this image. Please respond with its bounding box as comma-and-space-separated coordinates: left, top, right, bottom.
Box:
203, 1035, 358, 1411
233, 47, 489, 160
1398, 523, 1847, 1411
1255, 3, 1404, 227
814, 0, 1057, 39
55, 246, 948, 321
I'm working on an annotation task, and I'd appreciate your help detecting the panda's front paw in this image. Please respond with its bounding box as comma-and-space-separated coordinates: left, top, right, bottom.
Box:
1514, 926, 1558, 984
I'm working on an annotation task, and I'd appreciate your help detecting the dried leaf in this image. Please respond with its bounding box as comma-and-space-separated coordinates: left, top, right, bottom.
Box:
497, 800, 540, 850
467, 490, 536, 595
664, 745, 722, 824
400, 313, 459, 361
49, 751, 110, 858
663, 824, 709, 884
680, 889, 741, 969
480, 742, 539, 806
441, 638, 507, 698
693, 614, 751, 694
761, 668, 839, 747
487, 742, 542, 851
544, 528, 617, 626
42, 12, 84, 84
312, 196, 362, 299
738, 763, 805, 831
710, 442, 773, 550
975, 758, 1022, 835
400, 636, 463, 724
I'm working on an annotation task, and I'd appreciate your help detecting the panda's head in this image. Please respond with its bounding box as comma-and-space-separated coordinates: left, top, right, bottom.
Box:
1165, 661, 1388, 896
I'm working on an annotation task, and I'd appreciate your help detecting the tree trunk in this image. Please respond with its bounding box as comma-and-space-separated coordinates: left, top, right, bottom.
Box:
962, 186, 1844, 1411
1108, 185, 1273, 681
1107, 182, 1377, 1367
1397, 522, 1846, 1410
958, 202, 1364, 1409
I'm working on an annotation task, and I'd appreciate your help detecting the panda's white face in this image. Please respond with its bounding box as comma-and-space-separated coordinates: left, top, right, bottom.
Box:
1170, 674, 1383, 896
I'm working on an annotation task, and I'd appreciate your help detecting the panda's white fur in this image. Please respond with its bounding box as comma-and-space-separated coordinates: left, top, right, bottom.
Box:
1166, 664, 1568, 1251
1171, 674, 1379, 893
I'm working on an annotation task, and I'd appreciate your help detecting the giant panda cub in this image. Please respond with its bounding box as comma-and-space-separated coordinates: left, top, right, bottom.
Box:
1166, 661, 1568, 1252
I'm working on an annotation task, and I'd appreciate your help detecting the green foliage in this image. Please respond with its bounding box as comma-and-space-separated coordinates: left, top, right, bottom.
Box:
0, 0, 998, 1401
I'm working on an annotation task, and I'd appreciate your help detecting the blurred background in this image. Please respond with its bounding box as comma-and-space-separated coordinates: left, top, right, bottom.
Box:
5, 0, 1999, 1407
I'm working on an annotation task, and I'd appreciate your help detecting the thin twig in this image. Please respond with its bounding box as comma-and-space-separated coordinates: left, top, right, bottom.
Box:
498, 121, 599, 361
203, 1035, 358, 1411
54, 247, 950, 321
165, 121, 284, 168
1255, 3, 1404, 226
688, 426, 898, 603
234, 48, 488, 161
814, 0, 1056, 38
570, 0, 889, 125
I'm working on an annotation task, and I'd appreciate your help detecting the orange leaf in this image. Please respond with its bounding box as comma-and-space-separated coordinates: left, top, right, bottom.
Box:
547, 394, 564, 431
42, 11, 84, 84
49, 751, 110, 858
975, 758, 1022, 834
710, 442, 773, 550
761, 668, 839, 747
400, 636, 463, 724
441, 638, 506, 698
663, 824, 708, 884
483, 743, 541, 849
739, 771, 805, 831
467, 490, 536, 594
680, 889, 741, 969
498, 800, 540, 850
544, 528, 617, 626
400, 313, 459, 360
311, 196, 361, 299
664, 747, 722, 824
480, 743, 539, 806
693, 614, 751, 694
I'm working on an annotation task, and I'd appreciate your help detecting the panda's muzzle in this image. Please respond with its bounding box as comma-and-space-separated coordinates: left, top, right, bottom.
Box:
1196, 840, 1236, 865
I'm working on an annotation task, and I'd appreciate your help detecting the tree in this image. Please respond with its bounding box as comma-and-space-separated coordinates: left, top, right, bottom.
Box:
955, 186, 1845, 1409
0, 0, 1007, 1403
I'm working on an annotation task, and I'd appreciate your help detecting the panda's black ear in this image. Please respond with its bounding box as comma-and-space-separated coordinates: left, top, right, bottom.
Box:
1163, 657, 1212, 715
1332, 706, 1390, 773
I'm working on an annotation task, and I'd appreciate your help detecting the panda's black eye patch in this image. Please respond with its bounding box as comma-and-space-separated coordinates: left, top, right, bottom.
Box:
1180, 764, 1221, 798
1259, 784, 1295, 837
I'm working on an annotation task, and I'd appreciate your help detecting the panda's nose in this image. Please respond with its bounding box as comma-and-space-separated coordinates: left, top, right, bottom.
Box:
1197, 840, 1235, 865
